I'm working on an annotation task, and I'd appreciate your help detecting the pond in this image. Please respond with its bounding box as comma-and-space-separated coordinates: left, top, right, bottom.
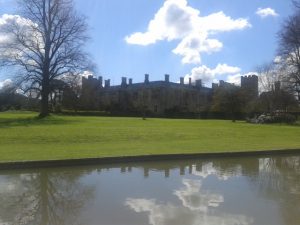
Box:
0, 153, 299, 225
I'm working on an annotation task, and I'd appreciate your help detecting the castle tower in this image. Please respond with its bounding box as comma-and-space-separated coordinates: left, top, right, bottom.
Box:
82, 75, 101, 92
105, 79, 110, 88
195, 79, 202, 88
180, 77, 184, 85
241, 75, 258, 98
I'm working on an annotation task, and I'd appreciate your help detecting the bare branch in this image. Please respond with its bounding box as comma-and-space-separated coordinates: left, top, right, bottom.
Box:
0, 0, 92, 117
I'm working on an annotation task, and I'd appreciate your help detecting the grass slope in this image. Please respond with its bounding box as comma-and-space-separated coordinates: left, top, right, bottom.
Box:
0, 112, 299, 162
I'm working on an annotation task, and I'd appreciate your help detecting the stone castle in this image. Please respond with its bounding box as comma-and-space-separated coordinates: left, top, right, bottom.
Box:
80, 74, 258, 115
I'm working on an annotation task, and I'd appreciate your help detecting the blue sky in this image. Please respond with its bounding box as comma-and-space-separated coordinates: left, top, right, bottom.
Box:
0, 0, 296, 87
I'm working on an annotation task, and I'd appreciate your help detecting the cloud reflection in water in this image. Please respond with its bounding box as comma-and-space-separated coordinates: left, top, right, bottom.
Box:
126, 162, 253, 225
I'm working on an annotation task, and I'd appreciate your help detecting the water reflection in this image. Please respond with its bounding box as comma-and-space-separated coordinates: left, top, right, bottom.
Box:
125, 197, 252, 225
123, 155, 300, 225
125, 161, 252, 225
0, 154, 299, 225
0, 168, 94, 225
255, 156, 300, 225
125, 176, 253, 225
174, 179, 224, 210
190, 161, 243, 180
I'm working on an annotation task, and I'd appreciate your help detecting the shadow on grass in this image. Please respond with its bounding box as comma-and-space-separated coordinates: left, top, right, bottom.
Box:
0, 116, 80, 128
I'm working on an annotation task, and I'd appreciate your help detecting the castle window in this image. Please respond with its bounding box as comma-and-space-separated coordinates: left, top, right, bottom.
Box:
154, 105, 158, 113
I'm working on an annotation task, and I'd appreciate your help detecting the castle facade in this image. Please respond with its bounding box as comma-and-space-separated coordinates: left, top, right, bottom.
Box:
80, 74, 258, 116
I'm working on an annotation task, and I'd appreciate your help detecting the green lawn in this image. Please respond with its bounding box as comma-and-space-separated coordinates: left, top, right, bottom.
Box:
0, 111, 299, 162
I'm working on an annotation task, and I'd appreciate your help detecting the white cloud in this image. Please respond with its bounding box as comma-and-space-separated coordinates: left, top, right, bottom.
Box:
191, 162, 242, 180
256, 8, 279, 18
125, 0, 251, 64
227, 72, 259, 86
125, 198, 252, 225
172, 35, 223, 64
199, 11, 251, 32
184, 63, 241, 85
80, 70, 94, 78
0, 78, 12, 89
0, 14, 35, 43
214, 64, 241, 74
174, 179, 224, 211
226, 74, 242, 85
125, 178, 253, 225
0, 14, 41, 61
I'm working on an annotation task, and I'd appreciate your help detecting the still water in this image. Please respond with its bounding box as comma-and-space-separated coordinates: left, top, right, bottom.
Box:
0, 154, 300, 225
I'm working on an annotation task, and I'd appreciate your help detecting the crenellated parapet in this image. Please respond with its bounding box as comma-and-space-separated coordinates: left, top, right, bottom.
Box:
79, 73, 258, 114
241, 74, 258, 98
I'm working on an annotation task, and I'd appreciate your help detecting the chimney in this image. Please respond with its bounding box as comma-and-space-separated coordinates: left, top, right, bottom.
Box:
98, 76, 103, 87
189, 77, 192, 86
105, 79, 110, 88
180, 77, 184, 85
121, 77, 127, 87
165, 74, 170, 82
195, 79, 202, 87
144, 74, 149, 84
129, 78, 133, 85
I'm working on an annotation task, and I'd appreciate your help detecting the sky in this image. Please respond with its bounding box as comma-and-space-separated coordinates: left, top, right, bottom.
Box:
0, 0, 296, 87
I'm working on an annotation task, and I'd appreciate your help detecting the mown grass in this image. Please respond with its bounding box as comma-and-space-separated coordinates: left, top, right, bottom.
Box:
0, 111, 299, 162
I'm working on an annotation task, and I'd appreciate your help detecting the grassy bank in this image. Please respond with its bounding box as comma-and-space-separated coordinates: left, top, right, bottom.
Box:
0, 112, 299, 162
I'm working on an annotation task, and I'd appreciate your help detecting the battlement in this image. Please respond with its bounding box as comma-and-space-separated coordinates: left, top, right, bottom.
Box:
79, 73, 259, 114
241, 74, 258, 98
82, 74, 259, 93
241, 75, 258, 82
82, 74, 197, 89
82, 75, 103, 89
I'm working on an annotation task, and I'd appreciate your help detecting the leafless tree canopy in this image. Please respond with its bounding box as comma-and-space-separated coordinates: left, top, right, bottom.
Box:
0, 0, 90, 117
257, 63, 281, 93
278, 1, 300, 101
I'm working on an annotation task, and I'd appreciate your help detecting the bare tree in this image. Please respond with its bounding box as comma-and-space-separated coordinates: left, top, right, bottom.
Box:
257, 62, 298, 112
278, 1, 300, 102
0, 0, 90, 117
257, 63, 281, 93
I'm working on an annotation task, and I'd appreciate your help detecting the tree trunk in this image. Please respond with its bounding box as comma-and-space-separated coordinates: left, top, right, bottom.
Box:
39, 78, 50, 118
231, 111, 236, 122
40, 20, 51, 118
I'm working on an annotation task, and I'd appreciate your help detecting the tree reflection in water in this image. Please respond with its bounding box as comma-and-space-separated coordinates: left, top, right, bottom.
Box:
0, 168, 94, 225
255, 156, 300, 225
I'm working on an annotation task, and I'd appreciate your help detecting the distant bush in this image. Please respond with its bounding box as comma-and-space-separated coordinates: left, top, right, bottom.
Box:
272, 113, 297, 124
247, 113, 297, 124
